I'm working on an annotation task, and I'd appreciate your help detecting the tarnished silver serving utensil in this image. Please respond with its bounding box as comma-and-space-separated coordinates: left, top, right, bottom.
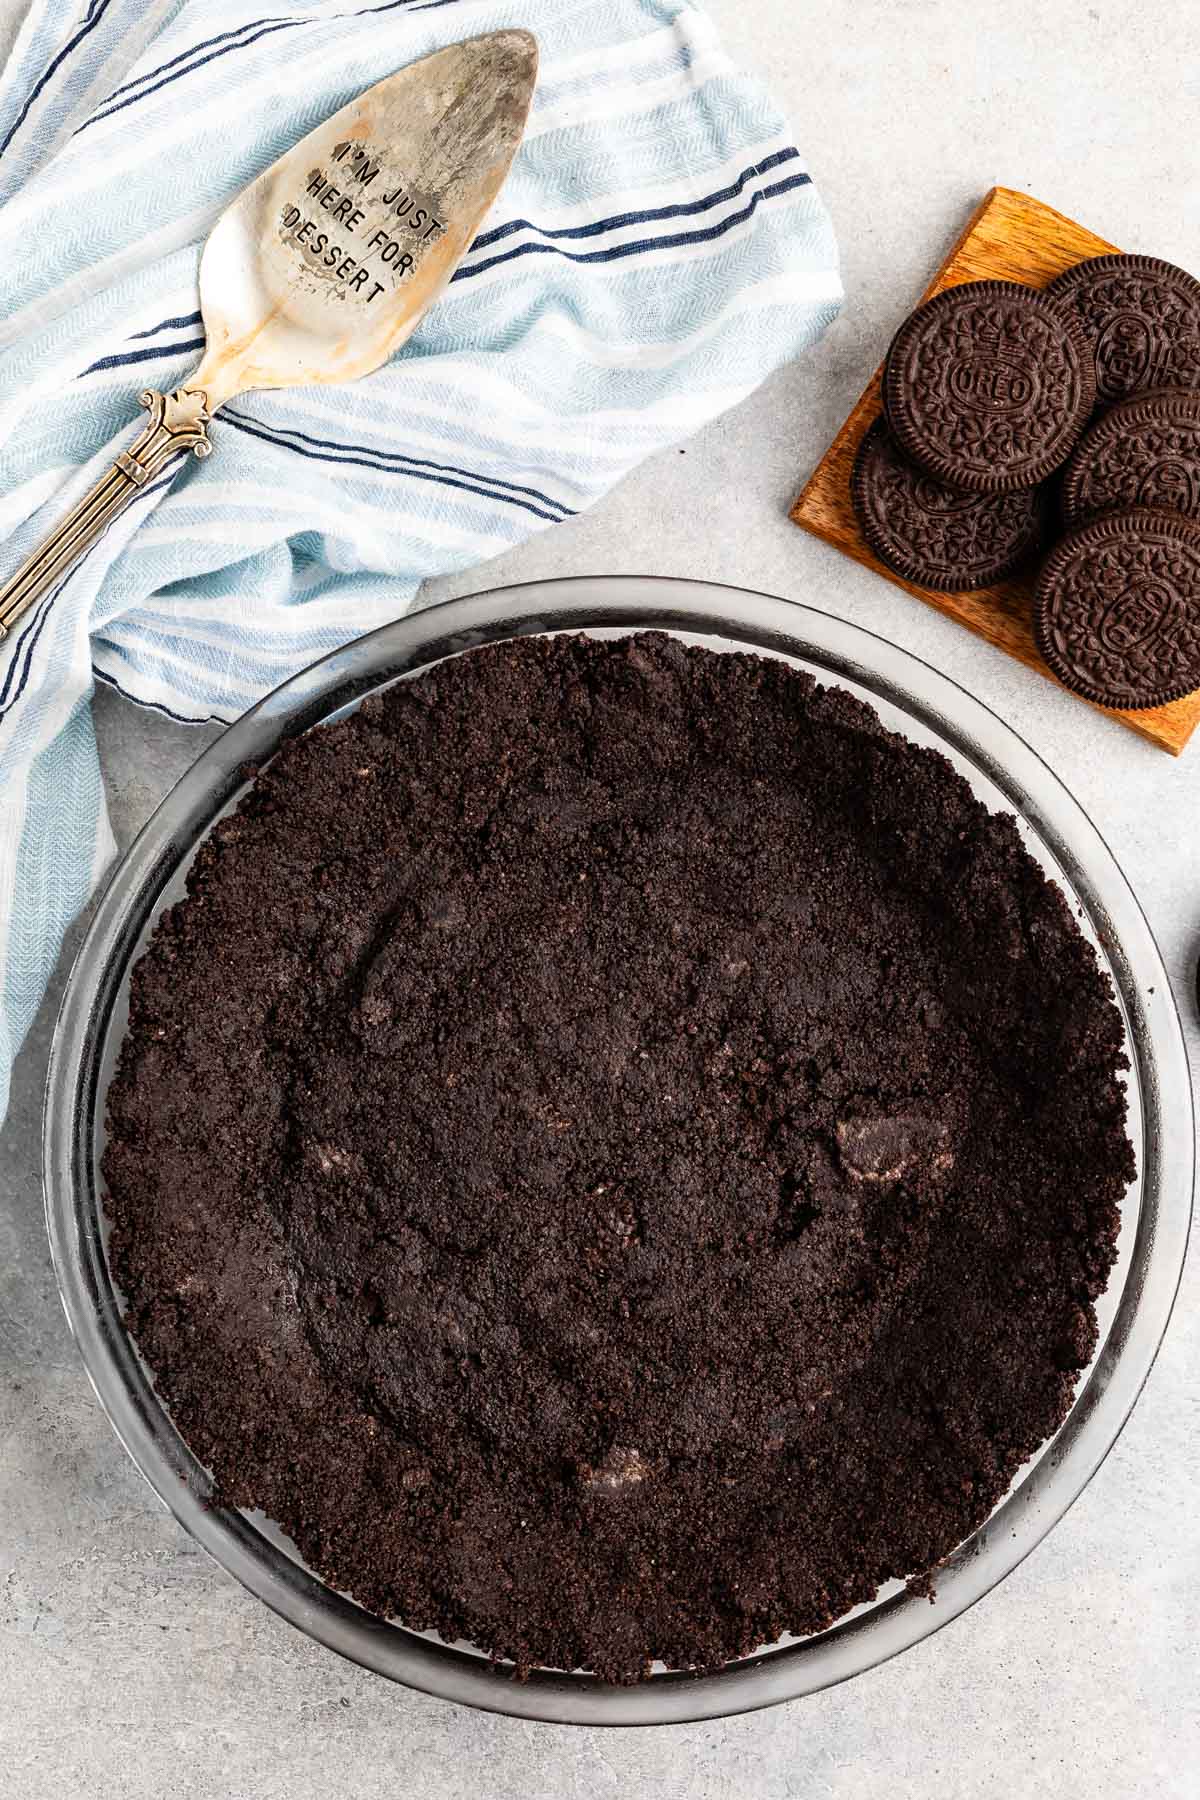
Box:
0, 29, 538, 641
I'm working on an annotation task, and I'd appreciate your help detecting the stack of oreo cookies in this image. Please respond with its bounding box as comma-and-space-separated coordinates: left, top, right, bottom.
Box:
852, 258, 1200, 710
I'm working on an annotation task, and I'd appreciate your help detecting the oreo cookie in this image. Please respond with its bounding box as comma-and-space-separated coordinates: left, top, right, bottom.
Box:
852, 420, 1045, 591
1062, 388, 1200, 529
883, 280, 1095, 495
1034, 507, 1200, 709
1046, 254, 1200, 406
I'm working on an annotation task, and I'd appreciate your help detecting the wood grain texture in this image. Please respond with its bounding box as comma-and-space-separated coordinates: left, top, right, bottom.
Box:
791, 186, 1200, 755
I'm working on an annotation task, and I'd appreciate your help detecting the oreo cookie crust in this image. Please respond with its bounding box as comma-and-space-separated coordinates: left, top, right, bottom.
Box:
102, 634, 1134, 1683
1062, 388, 1200, 530
883, 280, 1095, 495
1046, 254, 1200, 406
852, 419, 1045, 590
1035, 508, 1200, 708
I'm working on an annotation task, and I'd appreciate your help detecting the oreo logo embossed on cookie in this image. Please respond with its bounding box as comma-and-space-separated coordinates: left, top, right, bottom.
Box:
1034, 508, 1200, 708
852, 421, 1046, 591
1047, 254, 1200, 405
1062, 389, 1200, 529
883, 280, 1095, 494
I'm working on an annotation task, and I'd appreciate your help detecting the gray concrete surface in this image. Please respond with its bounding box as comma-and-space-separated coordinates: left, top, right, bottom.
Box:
3, 1, 1199, 1793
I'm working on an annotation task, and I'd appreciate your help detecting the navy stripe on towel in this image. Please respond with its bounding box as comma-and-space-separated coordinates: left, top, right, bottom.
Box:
80, 336, 207, 377
1, 0, 115, 157
93, 663, 230, 726
472, 149, 802, 252
220, 411, 566, 522
0, 591, 58, 715
223, 409, 574, 518
129, 310, 203, 340
0, 472, 178, 719
457, 171, 813, 282
76, 0, 463, 134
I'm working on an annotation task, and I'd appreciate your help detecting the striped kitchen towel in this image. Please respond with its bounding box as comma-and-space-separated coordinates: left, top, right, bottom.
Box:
0, 0, 841, 1122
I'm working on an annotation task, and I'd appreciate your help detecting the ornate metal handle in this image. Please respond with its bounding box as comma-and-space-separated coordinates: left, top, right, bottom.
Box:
0, 387, 212, 642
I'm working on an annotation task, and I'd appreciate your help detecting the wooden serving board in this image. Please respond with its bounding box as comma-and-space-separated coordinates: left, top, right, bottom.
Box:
791, 185, 1200, 756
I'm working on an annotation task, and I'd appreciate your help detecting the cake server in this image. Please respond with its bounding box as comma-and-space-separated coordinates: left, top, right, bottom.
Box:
0, 29, 538, 642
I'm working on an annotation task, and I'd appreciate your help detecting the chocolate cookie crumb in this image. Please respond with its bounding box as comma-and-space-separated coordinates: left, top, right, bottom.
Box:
103, 632, 1134, 1683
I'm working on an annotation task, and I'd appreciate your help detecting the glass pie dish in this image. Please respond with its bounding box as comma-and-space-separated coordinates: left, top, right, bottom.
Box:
43, 576, 1193, 1725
